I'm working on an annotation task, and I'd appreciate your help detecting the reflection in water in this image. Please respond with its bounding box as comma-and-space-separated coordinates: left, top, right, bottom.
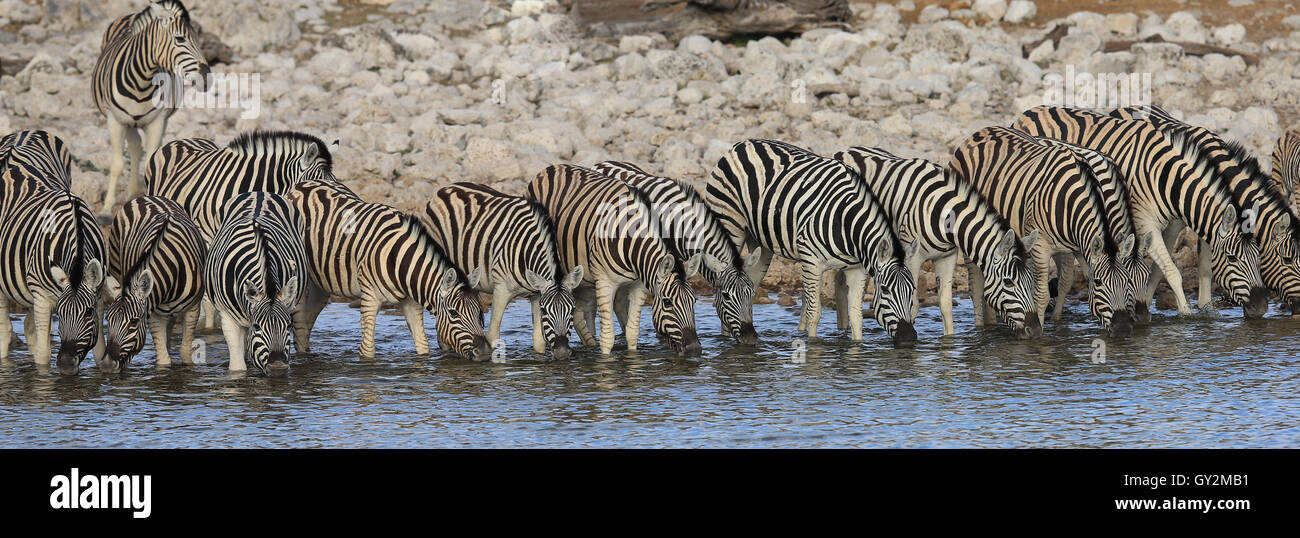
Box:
1, 297, 1298, 448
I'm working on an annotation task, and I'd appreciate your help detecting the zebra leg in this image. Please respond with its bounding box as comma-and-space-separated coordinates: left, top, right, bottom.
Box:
92, 302, 105, 367
834, 270, 850, 330
202, 297, 218, 331
140, 117, 169, 199
967, 263, 987, 327
571, 286, 597, 347
1146, 223, 1194, 315
799, 264, 825, 339
531, 299, 545, 354
595, 278, 616, 355
293, 283, 329, 353
102, 119, 126, 220
399, 299, 430, 355
905, 250, 926, 320
613, 286, 630, 336
359, 295, 381, 359
1051, 253, 1074, 322
0, 297, 10, 360
842, 265, 867, 341
1030, 244, 1053, 317
220, 316, 246, 372
30, 295, 54, 367
935, 253, 957, 336
623, 283, 648, 351
124, 127, 143, 200
180, 308, 199, 364
744, 241, 775, 292
150, 314, 171, 367
1196, 238, 1217, 314
487, 285, 511, 345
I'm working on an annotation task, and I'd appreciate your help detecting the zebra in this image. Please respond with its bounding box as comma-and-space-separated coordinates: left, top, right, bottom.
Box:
101, 196, 206, 371
1032, 137, 1155, 325
951, 126, 1135, 336
422, 182, 581, 359
706, 139, 918, 344
146, 130, 338, 329
0, 130, 106, 375
91, 0, 209, 221
592, 161, 761, 344
1013, 106, 1266, 318
1111, 105, 1300, 315
833, 146, 1042, 337
289, 179, 491, 361
1270, 128, 1300, 213
527, 164, 703, 356
204, 192, 306, 376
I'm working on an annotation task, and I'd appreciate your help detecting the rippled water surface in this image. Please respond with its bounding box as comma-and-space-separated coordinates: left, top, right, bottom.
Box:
2, 298, 1298, 448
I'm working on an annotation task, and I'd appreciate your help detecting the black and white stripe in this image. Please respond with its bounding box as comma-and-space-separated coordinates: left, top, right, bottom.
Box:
951, 126, 1135, 336
204, 192, 306, 376
289, 179, 491, 361
102, 196, 207, 371
706, 139, 918, 344
1013, 106, 1265, 318
423, 182, 580, 359
834, 146, 1042, 337
1270, 128, 1300, 212
91, 0, 209, 219
593, 161, 760, 344
0, 130, 106, 375
527, 164, 703, 356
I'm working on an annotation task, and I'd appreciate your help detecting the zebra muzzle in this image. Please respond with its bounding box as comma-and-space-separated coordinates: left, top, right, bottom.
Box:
1134, 301, 1152, 325
1244, 287, 1270, 319
1107, 311, 1134, 338
892, 321, 917, 347
56, 351, 83, 376
674, 329, 701, 357
1019, 311, 1043, 339
550, 339, 572, 360
735, 322, 758, 345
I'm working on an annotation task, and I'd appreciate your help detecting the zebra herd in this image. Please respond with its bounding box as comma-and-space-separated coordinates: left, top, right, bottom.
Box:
4, 0, 1300, 377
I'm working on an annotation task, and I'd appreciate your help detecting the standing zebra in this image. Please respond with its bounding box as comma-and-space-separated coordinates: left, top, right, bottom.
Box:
92, 0, 209, 221
101, 196, 206, 371
951, 127, 1135, 336
1013, 106, 1265, 317
289, 179, 491, 361
706, 139, 918, 344
593, 161, 761, 344
1271, 128, 1300, 213
205, 192, 306, 376
833, 146, 1042, 337
1111, 105, 1300, 315
0, 130, 106, 375
1032, 137, 1154, 324
422, 182, 581, 359
146, 131, 337, 329
527, 165, 703, 356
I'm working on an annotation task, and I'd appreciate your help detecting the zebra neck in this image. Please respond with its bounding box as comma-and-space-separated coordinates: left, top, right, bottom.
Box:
948, 202, 1008, 270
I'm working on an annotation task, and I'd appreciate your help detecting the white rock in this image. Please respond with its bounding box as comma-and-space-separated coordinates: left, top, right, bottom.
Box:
882, 114, 913, 136
464, 138, 524, 182
1213, 24, 1246, 46
918, 5, 947, 24
1106, 13, 1139, 36
1005, 1, 1036, 24
677, 87, 703, 105
1166, 11, 1207, 43
508, 16, 543, 44
511, 0, 549, 18
679, 35, 714, 56
972, 0, 1007, 21
1284, 15, 1300, 31
614, 53, 650, 79
0, 0, 39, 23
816, 31, 870, 71
192, 1, 300, 56
394, 33, 439, 59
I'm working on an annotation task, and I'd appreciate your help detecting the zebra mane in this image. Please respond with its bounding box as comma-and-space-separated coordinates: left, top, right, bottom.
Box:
226, 131, 334, 172
1221, 138, 1300, 239
130, 0, 194, 34
1164, 129, 1252, 230
944, 166, 1029, 260
840, 164, 907, 262
399, 212, 472, 288
1073, 155, 1119, 255
625, 184, 690, 279
123, 212, 172, 288
521, 197, 566, 286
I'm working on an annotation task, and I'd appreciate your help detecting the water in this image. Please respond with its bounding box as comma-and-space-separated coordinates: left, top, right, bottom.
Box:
1, 297, 1297, 448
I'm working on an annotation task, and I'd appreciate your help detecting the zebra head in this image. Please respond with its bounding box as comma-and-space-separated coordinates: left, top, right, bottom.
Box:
435, 267, 491, 361
1082, 234, 1135, 337
101, 271, 155, 372
526, 265, 584, 359
1259, 211, 1300, 314
242, 275, 297, 377
867, 240, 918, 346
1126, 233, 1156, 325
650, 254, 702, 356
984, 229, 1043, 339
1209, 204, 1268, 318
702, 250, 759, 344
145, 1, 210, 90
49, 260, 104, 376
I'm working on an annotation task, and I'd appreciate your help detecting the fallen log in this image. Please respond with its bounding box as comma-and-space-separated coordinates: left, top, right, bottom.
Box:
578, 0, 851, 42
1102, 34, 1258, 66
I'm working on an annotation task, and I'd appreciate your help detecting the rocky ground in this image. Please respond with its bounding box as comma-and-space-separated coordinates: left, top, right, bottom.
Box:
3, 0, 1300, 310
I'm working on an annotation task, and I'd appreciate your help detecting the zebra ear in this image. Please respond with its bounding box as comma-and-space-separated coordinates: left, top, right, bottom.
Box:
438, 267, 459, 297
525, 270, 550, 292
654, 256, 675, 284
994, 229, 1017, 259
1218, 205, 1239, 239
467, 266, 483, 289
1138, 232, 1154, 256
105, 275, 123, 300
298, 144, 319, 174
242, 279, 263, 303
148, 2, 173, 22
1118, 233, 1135, 257
83, 259, 103, 289
743, 248, 762, 268
906, 239, 923, 259
702, 253, 728, 274
277, 275, 298, 305
1022, 229, 1040, 251
129, 269, 153, 300
563, 265, 584, 291
684, 253, 705, 278
1088, 235, 1106, 258
50, 266, 71, 290
873, 241, 892, 264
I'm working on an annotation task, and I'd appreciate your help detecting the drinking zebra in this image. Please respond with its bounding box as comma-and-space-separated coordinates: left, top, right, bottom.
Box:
1032, 138, 1154, 324
422, 182, 581, 359
527, 164, 703, 356
91, 0, 209, 221
706, 139, 917, 344
0, 130, 106, 375
952, 127, 1135, 336
1270, 128, 1300, 213
834, 146, 1042, 337
146, 131, 337, 329
204, 192, 306, 376
593, 161, 760, 344
1111, 105, 1300, 315
289, 179, 491, 361
1013, 106, 1265, 318
102, 196, 207, 371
